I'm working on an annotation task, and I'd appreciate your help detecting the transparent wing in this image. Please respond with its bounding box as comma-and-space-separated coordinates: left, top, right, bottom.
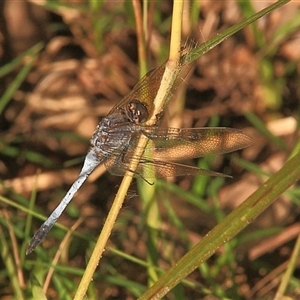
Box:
105, 155, 229, 178
141, 126, 253, 160
103, 126, 252, 178
108, 61, 193, 120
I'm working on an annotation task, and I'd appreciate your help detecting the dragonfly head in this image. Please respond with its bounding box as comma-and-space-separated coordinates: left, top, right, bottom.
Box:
126, 99, 149, 124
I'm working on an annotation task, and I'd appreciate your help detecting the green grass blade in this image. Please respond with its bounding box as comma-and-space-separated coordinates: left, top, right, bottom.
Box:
184, 0, 290, 64
0, 42, 43, 78
0, 223, 25, 300
0, 42, 43, 115
138, 151, 300, 299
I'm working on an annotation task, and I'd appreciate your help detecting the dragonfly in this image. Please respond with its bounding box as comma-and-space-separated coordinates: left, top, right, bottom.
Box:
26, 57, 252, 254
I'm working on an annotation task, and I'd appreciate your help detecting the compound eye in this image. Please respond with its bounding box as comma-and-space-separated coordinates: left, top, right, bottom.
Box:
127, 99, 149, 124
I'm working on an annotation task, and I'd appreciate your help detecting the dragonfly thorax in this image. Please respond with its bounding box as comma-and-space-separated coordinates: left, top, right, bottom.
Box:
90, 113, 133, 158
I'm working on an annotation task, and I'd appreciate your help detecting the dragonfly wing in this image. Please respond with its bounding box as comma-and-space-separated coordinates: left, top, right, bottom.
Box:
103, 126, 252, 179
104, 147, 230, 178
104, 156, 128, 177
104, 151, 229, 179
108, 64, 166, 118
137, 159, 230, 178
108, 60, 193, 122
140, 127, 252, 160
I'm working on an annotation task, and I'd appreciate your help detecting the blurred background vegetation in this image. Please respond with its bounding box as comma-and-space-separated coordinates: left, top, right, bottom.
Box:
0, 1, 299, 299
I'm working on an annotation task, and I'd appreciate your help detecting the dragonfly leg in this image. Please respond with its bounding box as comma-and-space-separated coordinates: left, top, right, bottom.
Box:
128, 170, 153, 185
155, 110, 164, 123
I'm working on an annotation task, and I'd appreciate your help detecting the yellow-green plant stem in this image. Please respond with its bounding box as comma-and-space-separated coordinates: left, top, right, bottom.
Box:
74, 174, 135, 300
168, 0, 183, 62
274, 233, 300, 300
133, 0, 147, 77
142, 0, 185, 286
74, 1, 186, 298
